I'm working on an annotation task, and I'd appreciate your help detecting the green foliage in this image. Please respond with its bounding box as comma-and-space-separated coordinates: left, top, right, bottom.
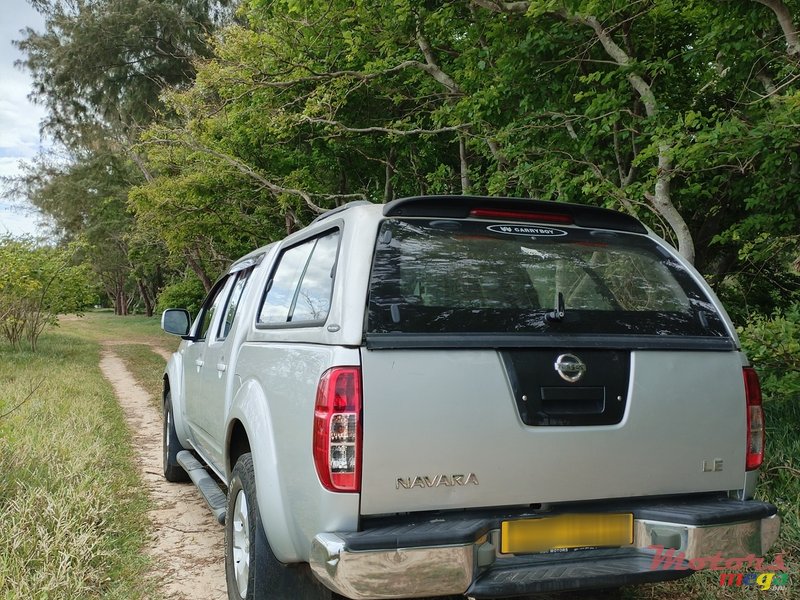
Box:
155, 276, 206, 317
13, 0, 231, 316
739, 304, 800, 403
16, 0, 230, 145
15, 0, 800, 325
0, 238, 95, 351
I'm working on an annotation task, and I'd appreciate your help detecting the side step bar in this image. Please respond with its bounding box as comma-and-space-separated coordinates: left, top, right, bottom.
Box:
177, 450, 227, 524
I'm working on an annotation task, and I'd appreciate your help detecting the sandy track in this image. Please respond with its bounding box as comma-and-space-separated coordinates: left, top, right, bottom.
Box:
99, 346, 226, 600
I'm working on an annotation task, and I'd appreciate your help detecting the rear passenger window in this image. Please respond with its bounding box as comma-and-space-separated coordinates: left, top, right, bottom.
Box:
259, 229, 340, 325
217, 268, 252, 340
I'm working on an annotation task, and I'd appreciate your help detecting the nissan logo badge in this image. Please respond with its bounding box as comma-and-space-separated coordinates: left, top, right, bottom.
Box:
554, 353, 586, 383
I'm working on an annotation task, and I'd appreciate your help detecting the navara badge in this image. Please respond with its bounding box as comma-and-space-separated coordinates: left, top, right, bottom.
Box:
555, 353, 586, 383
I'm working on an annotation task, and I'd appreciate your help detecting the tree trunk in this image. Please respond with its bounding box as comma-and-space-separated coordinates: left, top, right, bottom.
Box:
136, 278, 154, 317
384, 147, 396, 202
754, 0, 800, 56
186, 249, 213, 293
459, 135, 471, 195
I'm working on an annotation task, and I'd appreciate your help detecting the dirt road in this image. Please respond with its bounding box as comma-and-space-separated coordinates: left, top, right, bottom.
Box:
99, 345, 226, 600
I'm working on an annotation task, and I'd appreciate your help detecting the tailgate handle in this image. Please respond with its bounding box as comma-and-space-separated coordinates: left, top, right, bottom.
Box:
540, 387, 605, 415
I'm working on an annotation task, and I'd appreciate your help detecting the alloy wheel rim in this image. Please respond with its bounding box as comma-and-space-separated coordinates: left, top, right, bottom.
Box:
231, 489, 250, 597
163, 408, 170, 465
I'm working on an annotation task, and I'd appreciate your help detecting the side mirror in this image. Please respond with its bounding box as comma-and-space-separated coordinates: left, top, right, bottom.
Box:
161, 308, 191, 337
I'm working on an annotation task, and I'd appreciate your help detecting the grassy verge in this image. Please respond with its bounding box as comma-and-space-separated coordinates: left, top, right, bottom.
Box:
0, 332, 158, 600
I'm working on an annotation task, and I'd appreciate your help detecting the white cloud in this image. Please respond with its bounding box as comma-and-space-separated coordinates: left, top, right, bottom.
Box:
0, 0, 49, 238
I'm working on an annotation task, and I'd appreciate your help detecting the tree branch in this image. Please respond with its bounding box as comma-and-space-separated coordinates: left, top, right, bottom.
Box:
297, 116, 468, 136
471, 0, 529, 15
473, 1, 694, 261
415, 26, 462, 95
753, 0, 800, 57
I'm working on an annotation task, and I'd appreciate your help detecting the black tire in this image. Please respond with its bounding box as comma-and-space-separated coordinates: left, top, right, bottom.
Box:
225, 453, 337, 600
163, 391, 189, 482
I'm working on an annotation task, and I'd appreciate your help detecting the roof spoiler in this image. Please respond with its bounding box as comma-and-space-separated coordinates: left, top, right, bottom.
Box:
383, 195, 647, 234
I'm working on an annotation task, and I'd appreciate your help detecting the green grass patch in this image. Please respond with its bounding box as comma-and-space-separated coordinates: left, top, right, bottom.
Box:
57, 312, 176, 352
0, 333, 158, 600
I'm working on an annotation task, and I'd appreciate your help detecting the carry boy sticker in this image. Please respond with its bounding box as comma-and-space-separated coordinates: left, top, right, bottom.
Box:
487, 224, 569, 237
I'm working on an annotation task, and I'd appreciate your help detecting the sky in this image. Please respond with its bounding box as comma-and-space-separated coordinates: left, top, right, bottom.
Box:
0, 0, 49, 237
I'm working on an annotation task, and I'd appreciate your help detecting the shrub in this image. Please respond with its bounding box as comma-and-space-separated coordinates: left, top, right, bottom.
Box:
0, 238, 94, 350
738, 304, 800, 403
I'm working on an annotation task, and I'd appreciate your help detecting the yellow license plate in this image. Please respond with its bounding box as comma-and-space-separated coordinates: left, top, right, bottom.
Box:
500, 513, 633, 554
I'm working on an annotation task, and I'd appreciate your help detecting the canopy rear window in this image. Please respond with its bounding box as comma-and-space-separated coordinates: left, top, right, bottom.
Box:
367, 219, 729, 340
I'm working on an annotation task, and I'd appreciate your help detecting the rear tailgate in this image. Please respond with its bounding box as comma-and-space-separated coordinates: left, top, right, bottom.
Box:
359, 347, 745, 515
359, 208, 744, 516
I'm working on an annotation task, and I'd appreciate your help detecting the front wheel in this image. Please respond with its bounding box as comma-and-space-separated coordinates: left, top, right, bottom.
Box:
225, 453, 338, 600
162, 391, 189, 482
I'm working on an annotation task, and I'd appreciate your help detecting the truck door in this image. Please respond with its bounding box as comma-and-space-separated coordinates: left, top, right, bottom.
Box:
196, 267, 254, 467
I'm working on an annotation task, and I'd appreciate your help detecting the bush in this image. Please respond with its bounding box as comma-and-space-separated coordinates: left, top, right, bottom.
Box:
0, 238, 94, 350
738, 304, 800, 403
156, 277, 206, 318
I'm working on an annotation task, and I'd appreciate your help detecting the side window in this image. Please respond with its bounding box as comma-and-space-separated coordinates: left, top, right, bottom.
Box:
291, 232, 340, 321
217, 268, 253, 340
259, 229, 340, 325
196, 277, 230, 340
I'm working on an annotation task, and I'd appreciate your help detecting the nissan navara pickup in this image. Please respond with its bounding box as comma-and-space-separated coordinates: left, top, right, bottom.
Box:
160, 196, 780, 600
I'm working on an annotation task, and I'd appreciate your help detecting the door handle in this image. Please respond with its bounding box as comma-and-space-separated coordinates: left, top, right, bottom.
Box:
216, 363, 227, 372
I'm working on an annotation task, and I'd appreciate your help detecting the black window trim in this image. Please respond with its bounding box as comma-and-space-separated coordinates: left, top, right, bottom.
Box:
255, 225, 343, 330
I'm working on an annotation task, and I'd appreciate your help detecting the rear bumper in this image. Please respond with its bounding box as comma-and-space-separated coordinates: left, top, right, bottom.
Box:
309, 497, 780, 599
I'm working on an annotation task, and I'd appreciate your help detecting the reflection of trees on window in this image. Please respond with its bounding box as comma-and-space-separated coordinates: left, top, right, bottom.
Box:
259, 229, 340, 325
291, 231, 339, 323
368, 220, 726, 338
297, 290, 324, 321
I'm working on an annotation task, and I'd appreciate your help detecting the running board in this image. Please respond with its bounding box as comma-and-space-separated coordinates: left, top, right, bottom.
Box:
177, 450, 227, 524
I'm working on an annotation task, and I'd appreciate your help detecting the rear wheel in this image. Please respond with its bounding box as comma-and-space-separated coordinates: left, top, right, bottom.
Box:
225, 453, 338, 600
162, 391, 189, 482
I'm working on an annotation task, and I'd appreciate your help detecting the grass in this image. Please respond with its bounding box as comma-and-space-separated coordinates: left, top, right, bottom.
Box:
56, 311, 176, 351
0, 332, 158, 600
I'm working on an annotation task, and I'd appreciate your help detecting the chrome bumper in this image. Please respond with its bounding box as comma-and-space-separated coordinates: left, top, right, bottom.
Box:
309, 514, 781, 600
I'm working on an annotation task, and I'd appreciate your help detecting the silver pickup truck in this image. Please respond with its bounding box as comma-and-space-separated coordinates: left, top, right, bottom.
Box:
161, 196, 779, 600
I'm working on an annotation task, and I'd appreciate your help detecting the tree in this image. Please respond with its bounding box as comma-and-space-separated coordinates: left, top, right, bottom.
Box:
0, 237, 94, 350
13, 0, 231, 312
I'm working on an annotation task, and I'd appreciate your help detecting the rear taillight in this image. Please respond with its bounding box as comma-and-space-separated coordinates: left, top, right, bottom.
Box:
469, 208, 573, 224
313, 367, 362, 492
743, 367, 765, 471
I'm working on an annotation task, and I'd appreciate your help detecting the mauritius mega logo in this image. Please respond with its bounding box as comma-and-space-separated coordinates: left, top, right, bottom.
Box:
719, 572, 790, 591
648, 546, 790, 591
